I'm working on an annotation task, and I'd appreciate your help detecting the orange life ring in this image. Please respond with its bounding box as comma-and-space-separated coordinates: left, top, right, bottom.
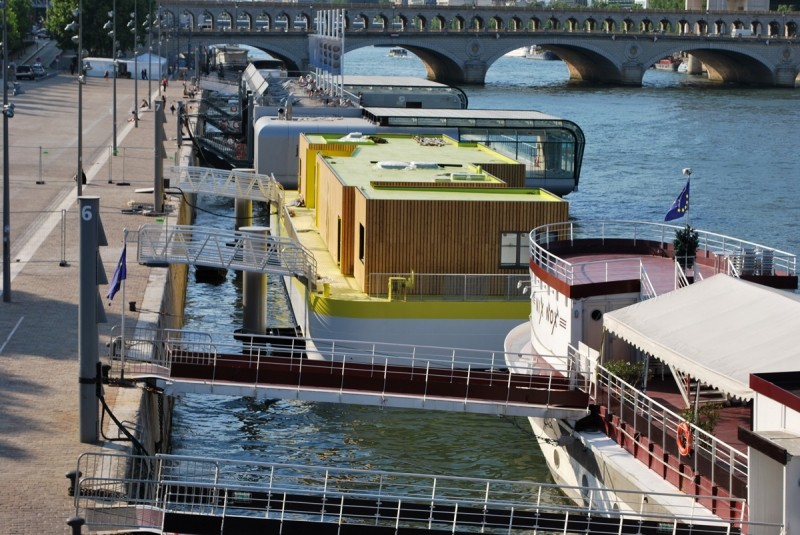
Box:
676, 422, 692, 456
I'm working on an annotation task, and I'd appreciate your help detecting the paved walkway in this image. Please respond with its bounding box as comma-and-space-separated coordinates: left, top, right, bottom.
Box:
0, 70, 187, 533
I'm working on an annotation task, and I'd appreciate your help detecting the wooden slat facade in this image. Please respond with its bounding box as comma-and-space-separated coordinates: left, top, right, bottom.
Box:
354, 197, 567, 294
299, 133, 569, 294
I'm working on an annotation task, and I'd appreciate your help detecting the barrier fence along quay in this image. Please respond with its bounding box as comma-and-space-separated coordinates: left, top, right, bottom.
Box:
72, 452, 770, 535
7, 145, 166, 186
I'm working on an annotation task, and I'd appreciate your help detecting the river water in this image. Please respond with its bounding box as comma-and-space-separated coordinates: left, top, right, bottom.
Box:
170, 46, 800, 483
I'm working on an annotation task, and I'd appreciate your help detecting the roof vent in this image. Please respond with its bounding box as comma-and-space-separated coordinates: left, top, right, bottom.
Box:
450, 172, 485, 181
376, 161, 409, 169
409, 162, 440, 169
338, 132, 370, 142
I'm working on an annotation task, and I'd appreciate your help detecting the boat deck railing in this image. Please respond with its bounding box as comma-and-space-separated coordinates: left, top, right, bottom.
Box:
367, 272, 529, 301
530, 220, 797, 286
595, 365, 749, 504
71, 452, 773, 535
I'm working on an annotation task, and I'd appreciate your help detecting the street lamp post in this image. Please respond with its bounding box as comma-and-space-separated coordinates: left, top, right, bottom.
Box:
3, 0, 15, 302
128, 6, 138, 127
144, 14, 152, 106
104, 4, 118, 155
66, 5, 84, 196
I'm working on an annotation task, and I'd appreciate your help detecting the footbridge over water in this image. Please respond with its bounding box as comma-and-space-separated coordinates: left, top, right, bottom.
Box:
109, 328, 590, 419
73, 452, 746, 535
159, 2, 800, 86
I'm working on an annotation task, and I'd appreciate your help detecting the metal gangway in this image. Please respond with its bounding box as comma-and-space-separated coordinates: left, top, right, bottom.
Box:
72, 452, 760, 535
109, 328, 590, 419
164, 165, 284, 205
137, 224, 317, 287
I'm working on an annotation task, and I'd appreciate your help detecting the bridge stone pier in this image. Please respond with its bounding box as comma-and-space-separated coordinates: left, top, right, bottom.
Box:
160, 1, 800, 87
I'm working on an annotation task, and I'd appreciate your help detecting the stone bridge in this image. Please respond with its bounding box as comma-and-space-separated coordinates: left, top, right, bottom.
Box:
157, 1, 800, 87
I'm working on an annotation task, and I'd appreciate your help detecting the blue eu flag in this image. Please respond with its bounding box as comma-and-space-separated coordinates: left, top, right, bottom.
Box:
107, 246, 127, 302
665, 180, 689, 221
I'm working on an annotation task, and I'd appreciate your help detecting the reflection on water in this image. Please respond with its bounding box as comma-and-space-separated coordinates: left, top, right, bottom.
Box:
171, 45, 799, 486
172, 189, 553, 484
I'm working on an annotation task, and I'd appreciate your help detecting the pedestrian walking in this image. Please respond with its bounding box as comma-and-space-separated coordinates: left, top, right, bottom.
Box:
170, 102, 176, 116
161, 77, 168, 91
161, 94, 167, 109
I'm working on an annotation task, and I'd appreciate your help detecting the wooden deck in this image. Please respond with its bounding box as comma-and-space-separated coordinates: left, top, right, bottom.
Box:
641, 376, 750, 454
562, 253, 723, 296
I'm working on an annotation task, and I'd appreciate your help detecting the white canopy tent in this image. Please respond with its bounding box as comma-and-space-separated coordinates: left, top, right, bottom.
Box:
132, 52, 168, 80
603, 275, 800, 401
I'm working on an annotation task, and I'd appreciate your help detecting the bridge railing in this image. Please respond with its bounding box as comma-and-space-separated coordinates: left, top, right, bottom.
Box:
165, 165, 285, 205
136, 224, 317, 286
72, 451, 769, 535
107, 328, 593, 413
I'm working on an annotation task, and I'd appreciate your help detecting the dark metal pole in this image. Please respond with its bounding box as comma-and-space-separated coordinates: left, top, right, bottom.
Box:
78, 196, 100, 443
112, 0, 117, 154
77, 3, 84, 197
2, 1, 11, 302
132, 0, 138, 128
153, 101, 163, 213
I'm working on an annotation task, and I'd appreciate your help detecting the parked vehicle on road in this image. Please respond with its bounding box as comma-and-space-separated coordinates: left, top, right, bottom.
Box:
32, 64, 46, 78
15, 65, 35, 80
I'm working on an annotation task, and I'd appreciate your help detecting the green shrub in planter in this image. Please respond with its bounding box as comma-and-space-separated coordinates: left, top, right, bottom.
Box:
673, 225, 699, 268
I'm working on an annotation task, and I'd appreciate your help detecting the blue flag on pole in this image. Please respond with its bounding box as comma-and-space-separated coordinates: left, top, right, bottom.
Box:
664, 180, 690, 221
107, 246, 127, 302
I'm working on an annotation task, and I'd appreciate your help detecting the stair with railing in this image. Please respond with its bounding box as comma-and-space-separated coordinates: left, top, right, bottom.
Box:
671, 366, 727, 408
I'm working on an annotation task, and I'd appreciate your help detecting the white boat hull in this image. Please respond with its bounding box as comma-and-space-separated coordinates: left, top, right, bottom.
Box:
287, 277, 527, 367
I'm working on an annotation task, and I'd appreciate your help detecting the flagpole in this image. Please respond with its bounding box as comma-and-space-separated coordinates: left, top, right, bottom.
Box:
120, 228, 128, 379
682, 167, 692, 227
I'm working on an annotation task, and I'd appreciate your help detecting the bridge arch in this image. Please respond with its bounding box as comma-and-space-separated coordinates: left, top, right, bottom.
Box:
470, 16, 485, 32
489, 16, 503, 32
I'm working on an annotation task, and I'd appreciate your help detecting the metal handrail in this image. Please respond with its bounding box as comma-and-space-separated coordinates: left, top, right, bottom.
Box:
136, 224, 317, 286
110, 330, 589, 417
73, 452, 770, 535
164, 165, 285, 205
367, 272, 529, 300
530, 220, 797, 285
597, 365, 749, 498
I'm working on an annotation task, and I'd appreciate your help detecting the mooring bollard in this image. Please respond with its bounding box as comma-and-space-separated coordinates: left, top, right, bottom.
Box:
66, 516, 85, 534
65, 469, 82, 496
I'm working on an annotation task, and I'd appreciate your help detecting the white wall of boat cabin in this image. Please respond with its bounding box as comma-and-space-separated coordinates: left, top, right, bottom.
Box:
528, 274, 639, 360
747, 449, 787, 531
750, 391, 800, 533
754, 394, 800, 430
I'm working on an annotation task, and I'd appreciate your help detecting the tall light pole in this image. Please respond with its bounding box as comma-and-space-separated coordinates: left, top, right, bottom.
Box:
3, 0, 14, 302
144, 13, 152, 106
104, 5, 118, 155
66, 5, 84, 196
128, 6, 138, 127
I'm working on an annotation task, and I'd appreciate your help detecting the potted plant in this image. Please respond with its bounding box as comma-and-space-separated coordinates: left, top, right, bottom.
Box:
603, 360, 652, 387
680, 403, 722, 434
673, 224, 699, 268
